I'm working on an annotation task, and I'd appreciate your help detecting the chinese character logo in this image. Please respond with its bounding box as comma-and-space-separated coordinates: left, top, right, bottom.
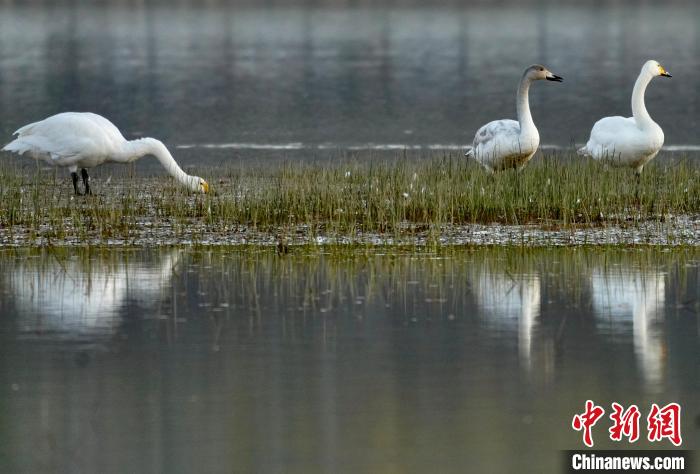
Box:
609, 403, 641, 442
647, 403, 682, 446
572, 400, 606, 447
572, 401, 683, 447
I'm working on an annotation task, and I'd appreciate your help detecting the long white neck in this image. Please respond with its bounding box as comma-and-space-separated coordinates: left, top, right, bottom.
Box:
516, 74, 537, 140
631, 70, 656, 130
119, 138, 199, 191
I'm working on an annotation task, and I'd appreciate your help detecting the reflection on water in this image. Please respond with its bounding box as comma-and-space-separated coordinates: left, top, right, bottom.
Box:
592, 268, 666, 390
0, 1, 699, 162
0, 248, 698, 472
471, 266, 542, 371
7, 250, 181, 339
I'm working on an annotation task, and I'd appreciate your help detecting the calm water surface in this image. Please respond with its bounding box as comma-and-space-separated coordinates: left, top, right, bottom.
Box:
0, 247, 698, 473
0, 1, 699, 167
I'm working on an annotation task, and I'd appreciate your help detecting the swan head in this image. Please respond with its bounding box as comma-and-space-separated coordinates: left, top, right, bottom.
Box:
188, 176, 210, 194
525, 64, 563, 82
644, 60, 672, 78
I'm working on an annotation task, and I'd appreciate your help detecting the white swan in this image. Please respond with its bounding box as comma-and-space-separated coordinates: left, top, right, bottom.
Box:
578, 60, 671, 174
2, 112, 209, 195
466, 64, 563, 172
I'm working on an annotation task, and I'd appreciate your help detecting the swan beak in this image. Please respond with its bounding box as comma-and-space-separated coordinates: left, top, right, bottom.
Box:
660, 69, 672, 78
201, 181, 210, 194
546, 74, 563, 82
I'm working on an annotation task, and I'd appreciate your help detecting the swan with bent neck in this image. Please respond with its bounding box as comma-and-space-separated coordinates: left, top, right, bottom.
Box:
578, 60, 672, 174
466, 64, 563, 172
2, 112, 209, 195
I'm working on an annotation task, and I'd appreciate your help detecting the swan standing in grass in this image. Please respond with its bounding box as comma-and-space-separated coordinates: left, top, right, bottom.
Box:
578, 60, 671, 175
2, 112, 209, 195
465, 64, 563, 172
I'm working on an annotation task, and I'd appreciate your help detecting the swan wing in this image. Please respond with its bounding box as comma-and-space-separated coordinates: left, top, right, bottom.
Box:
3, 112, 126, 165
579, 116, 636, 159
579, 116, 663, 168
473, 119, 520, 151
471, 119, 527, 169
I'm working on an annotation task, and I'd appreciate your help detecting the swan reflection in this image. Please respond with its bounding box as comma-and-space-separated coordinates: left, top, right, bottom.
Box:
591, 268, 666, 389
472, 270, 541, 368
9, 250, 181, 338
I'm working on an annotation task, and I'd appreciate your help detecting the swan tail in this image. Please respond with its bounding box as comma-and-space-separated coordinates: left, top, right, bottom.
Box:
3, 120, 47, 155
2, 138, 29, 154
2, 137, 52, 159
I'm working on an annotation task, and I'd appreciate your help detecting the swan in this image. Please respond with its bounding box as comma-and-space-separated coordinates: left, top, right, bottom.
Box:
465, 64, 563, 172
578, 60, 671, 174
2, 112, 209, 195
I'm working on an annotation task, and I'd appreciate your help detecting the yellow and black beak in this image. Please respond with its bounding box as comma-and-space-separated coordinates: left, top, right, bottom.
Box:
659, 66, 672, 78
201, 181, 210, 194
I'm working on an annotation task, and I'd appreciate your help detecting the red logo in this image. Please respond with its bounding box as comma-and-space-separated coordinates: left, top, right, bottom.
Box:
572, 400, 606, 447
572, 401, 682, 447
609, 403, 641, 443
647, 403, 682, 446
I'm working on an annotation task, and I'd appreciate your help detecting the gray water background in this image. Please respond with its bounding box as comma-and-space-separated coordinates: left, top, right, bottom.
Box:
0, 247, 698, 473
0, 1, 699, 168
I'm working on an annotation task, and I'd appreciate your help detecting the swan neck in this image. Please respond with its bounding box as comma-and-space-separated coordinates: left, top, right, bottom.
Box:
123, 138, 194, 188
516, 75, 535, 133
631, 70, 655, 129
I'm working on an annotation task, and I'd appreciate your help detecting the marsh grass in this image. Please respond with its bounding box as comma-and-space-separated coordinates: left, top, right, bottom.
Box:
1, 153, 699, 245
5, 245, 695, 325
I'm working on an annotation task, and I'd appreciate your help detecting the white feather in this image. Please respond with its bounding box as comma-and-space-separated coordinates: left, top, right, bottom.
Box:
467, 64, 562, 172
471, 119, 534, 172
2, 112, 208, 193
578, 60, 669, 173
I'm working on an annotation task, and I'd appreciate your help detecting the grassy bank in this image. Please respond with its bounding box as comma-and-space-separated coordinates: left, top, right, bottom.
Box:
1, 153, 699, 245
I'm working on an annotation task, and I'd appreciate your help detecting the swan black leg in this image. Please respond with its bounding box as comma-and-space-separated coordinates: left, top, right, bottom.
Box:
71, 172, 82, 195
81, 168, 91, 195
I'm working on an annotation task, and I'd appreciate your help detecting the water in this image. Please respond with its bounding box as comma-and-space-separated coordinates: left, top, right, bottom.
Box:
0, 247, 698, 473
0, 1, 699, 169
1, 3, 699, 471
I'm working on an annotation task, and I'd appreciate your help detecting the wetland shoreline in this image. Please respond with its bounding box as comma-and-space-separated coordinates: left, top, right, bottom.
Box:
1, 155, 699, 247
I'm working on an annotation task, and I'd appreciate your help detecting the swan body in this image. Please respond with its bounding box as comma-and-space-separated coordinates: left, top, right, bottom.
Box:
466, 64, 563, 172
578, 60, 671, 174
3, 112, 209, 194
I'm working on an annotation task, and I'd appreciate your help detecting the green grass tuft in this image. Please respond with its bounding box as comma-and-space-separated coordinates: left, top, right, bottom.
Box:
1, 153, 699, 245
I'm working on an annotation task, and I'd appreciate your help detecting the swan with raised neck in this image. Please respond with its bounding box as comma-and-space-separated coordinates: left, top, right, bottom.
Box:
467, 64, 563, 172
578, 60, 671, 174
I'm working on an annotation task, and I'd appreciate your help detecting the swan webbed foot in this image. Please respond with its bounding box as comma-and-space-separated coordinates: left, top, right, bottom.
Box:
81, 168, 92, 195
